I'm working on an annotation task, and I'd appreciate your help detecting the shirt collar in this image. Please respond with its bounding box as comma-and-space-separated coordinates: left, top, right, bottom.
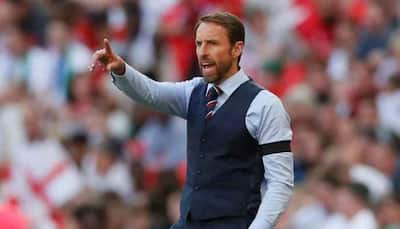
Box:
207, 69, 249, 97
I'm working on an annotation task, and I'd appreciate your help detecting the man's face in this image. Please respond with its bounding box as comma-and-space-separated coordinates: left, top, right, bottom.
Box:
195, 22, 242, 84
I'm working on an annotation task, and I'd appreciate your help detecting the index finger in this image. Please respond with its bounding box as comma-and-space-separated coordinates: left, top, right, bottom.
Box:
104, 38, 113, 56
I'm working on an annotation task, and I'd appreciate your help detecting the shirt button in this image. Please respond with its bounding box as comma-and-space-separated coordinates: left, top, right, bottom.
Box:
199, 154, 205, 159
196, 170, 201, 175
201, 138, 206, 143
194, 186, 200, 191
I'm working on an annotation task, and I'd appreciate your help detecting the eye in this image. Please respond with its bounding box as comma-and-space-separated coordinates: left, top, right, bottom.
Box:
196, 41, 202, 47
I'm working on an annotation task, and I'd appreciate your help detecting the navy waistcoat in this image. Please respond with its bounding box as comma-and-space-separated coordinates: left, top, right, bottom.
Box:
181, 79, 264, 220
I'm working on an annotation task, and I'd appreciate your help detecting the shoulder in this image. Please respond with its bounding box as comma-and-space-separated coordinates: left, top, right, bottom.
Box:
248, 88, 291, 130
252, 89, 287, 113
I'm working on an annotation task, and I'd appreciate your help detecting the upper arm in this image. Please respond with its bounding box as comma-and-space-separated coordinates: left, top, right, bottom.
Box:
150, 78, 202, 118
247, 91, 292, 145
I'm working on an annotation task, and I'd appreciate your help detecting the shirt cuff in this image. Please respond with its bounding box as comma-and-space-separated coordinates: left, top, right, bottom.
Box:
110, 63, 127, 82
110, 70, 130, 91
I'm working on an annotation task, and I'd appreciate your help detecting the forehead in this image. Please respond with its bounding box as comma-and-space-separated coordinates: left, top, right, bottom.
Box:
195, 22, 229, 41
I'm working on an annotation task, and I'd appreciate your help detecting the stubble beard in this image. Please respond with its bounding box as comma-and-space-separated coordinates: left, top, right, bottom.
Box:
202, 59, 233, 85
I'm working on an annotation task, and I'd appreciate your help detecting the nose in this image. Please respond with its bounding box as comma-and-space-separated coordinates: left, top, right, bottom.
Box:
197, 43, 208, 58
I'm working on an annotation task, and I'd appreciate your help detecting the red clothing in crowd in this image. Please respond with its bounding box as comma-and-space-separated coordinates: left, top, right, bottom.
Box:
161, 2, 198, 80
294, 0, 333, 59
348, 0, 369, 25
268, 62, 307, 98
0, 204, 29, 229
197, 0, 244, 17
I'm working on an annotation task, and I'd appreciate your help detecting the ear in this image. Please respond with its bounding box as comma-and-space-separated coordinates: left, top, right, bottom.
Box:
231, 41, 244, 58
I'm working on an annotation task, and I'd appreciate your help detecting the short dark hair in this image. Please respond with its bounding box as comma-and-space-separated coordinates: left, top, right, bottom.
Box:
194, 12, 245, 64
194, 12, 245, 45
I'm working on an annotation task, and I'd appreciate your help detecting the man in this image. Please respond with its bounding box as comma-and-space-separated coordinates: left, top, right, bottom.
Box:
91, 12, 293, 229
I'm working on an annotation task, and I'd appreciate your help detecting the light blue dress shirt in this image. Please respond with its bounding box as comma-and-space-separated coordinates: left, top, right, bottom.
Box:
112, 64, 294, 228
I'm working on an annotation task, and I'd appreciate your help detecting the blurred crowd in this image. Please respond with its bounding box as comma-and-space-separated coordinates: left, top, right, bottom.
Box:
0, 0, 400, 228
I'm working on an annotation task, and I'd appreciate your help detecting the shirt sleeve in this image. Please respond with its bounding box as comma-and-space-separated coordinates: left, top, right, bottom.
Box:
246, 90, 294, 228
112, 63, 202, 119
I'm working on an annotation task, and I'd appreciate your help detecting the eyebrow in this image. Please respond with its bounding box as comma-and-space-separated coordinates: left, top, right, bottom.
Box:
196, 39, 219, 44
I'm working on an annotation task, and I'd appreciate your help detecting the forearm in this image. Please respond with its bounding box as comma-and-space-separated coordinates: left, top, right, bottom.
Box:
249, 181, 293, 228
112, 64, 191, 118
249, 152, 294, 229
112, 64, 163, 107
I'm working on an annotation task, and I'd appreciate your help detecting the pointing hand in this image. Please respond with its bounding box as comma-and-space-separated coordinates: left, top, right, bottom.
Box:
89, 38, 126, 75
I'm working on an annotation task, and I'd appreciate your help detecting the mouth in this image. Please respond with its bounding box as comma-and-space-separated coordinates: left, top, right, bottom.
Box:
200, 62, 216, 72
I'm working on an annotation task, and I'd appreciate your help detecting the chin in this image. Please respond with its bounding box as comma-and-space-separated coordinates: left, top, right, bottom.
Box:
202, 73, 216, 82
203, 76, 215, 83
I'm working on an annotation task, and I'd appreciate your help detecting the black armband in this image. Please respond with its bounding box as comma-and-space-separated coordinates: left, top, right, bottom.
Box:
259, 140, 291, 156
